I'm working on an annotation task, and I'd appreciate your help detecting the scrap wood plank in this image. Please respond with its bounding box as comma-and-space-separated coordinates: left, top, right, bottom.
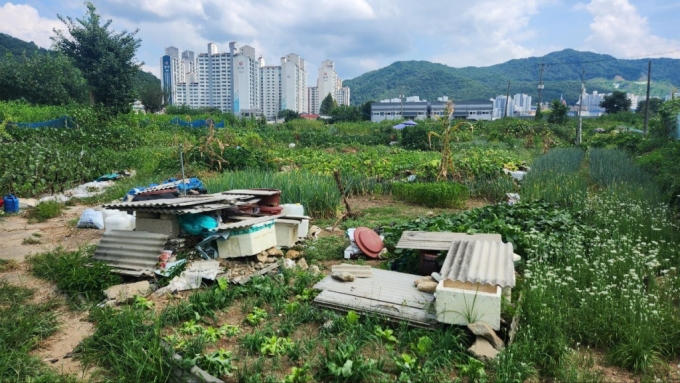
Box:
314, 291, 438, 329
313, 268, 433, 310
396, 231, 503, 251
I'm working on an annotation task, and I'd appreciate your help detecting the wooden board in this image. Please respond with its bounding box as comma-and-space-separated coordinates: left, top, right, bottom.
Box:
395, 231, 503, 251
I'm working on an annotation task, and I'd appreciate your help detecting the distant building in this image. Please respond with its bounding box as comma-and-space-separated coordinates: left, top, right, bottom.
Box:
370, 97, 492, 122
580, 90, 608, 116
258, 53, 308, 120
171, 42, 261, 115
308, 60, 350, 113
513, 93, 532, 115
664, 92, 680, 101
492, 95, 512, 119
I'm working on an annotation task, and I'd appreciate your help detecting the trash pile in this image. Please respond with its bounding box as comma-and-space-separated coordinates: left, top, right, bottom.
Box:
86, 181, 316, 296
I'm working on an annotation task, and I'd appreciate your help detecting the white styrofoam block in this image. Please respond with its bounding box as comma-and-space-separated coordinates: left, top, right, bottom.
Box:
275, 219, 299, 248
435, 280, 502, 330
217, 222, 276, 258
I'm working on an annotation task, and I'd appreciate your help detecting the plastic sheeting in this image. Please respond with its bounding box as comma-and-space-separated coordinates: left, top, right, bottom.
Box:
170, 117, 226, 128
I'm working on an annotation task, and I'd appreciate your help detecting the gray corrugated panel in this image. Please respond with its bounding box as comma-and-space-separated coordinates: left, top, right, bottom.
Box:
439, 240, 515, 288
111, 203, 235, 215
223, 189, 279, 196
218, 216, 278, 230
396, 231, 503, 251
93, 230, 167, 276
103, 194, 253, 209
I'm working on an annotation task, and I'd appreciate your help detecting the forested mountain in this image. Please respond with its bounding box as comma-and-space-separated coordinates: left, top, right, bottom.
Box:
344, 49, 680, 105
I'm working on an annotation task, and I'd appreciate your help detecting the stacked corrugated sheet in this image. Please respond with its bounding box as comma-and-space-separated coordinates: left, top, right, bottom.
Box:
439, 239, 515, 288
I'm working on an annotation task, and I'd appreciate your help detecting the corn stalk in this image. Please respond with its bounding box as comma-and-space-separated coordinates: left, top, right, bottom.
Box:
428, 102, 474, 181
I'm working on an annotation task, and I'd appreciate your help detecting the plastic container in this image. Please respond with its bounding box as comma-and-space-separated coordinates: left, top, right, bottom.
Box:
281, 204, 304, 216
159, 250, 172, 262
3, 195, 19, 214
105, 214, 132, 232
298, 219, 309, 238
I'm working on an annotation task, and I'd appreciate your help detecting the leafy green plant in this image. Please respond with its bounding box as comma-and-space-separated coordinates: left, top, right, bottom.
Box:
392, 182, 469, 208
246, 307, 268, 326
319, 344, 380, 382
196, 349, 236, 377
218, 324, 240, 337
260, 335, 294, 356
132, 295, 154, 310
373, 326, 398, 344
180, 319, 203, 336
283, 363, 312, 383
202, 326, 222, 343
346, 310, 360, 326
457, 357, 487, 383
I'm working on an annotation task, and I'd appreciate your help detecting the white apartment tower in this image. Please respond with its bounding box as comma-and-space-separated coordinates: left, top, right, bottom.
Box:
280, 53, 308, 114
258, 53, 308, 120
259, 58, 281, 120
170, 43, 260, 115
309, 60, 350, 113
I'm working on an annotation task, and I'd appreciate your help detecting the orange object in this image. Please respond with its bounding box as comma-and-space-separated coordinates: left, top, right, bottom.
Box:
354, 227, 383, 258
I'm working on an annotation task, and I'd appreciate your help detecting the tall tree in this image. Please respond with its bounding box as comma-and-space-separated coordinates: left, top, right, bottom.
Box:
330, 105, 361, 122
319, 93, 337, 115
636, 98, 664, 118
52, 2, 141, 115
547, 99, 569, 124
360, 101, 373, 121
599, 90, 632, 114
137, 82, 169, 114
277, 109, 300, 122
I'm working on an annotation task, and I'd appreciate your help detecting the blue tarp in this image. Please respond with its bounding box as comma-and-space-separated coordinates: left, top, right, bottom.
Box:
170, 117, 225, 128
393, 120, 417, 130
123, 177, 205, 200
0, 116, 75, 129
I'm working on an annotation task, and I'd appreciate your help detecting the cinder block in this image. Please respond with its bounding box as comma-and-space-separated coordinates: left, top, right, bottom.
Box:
435, 280, 502, 330
136, 217, 180, 238
160, 214, 176, 220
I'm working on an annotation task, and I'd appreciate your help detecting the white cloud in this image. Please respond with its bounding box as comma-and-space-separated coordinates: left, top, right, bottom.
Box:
582, 0, 680, 58
0, 3, 62, 49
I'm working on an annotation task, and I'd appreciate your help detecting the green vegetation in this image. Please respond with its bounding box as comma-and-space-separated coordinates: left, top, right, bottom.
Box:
0, 282, 78, 382
600, 90, 632, 114
27, 201, 64, 222
392, 182, 469, 208
27, 247, 122, 306
53, 2, 141, 115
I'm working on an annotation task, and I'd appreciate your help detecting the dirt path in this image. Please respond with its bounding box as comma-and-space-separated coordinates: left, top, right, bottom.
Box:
0, 204, 103, 262
0, 204, 104, 379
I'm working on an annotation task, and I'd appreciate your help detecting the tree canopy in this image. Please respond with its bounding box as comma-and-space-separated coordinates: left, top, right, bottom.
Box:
599, 91, 632, 114
636, 98, 664, 118
0, 53, 88, 105
547, 99, 569, 124
329, 105, 361, 122
52, 2, 141, 115
319, 93, 337, 115
278, 109, 300, 122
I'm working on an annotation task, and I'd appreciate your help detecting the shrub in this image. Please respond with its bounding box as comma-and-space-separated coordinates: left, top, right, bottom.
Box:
392, 182, 469, 208
28, 201, 63, 222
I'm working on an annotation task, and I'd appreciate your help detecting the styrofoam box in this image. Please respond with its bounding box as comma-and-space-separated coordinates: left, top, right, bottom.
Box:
435, 280, 502, 330
217, 222, 277, 258
275, 219, 299, 248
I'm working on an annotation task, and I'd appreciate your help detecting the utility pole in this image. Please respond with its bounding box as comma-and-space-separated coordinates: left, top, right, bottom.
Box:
537, 62, 545, 111
643, 60, 652, 134
577, 69, 585, 146
504, 81, 511, 118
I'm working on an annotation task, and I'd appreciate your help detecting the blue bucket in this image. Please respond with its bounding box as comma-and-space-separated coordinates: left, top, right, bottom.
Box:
3, 195, 19, 213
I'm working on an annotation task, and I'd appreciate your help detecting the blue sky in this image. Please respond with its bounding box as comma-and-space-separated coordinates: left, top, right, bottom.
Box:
1, 0, 678, 81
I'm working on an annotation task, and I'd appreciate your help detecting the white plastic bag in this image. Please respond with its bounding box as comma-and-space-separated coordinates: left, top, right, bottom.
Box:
77, 208, 105, 229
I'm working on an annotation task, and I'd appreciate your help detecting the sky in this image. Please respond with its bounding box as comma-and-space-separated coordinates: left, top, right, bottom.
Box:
1, 0, 679, 82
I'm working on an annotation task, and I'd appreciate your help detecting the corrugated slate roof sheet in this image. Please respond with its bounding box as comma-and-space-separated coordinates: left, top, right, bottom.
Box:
93, 230, 167, 276
396, 231, 503, 251
439, 239, 515, 288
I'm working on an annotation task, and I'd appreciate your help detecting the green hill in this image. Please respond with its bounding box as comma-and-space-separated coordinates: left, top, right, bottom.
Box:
344, 49, 680, 105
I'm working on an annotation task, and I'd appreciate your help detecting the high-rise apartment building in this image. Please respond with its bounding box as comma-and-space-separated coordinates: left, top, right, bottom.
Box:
170, 43, 260, 115
257, 53, 308, 120
513, 93, 532, 114
308, 60, 351, 114
307, 86, 319, 116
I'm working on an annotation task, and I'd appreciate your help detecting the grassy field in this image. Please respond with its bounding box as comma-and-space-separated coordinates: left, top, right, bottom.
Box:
2, 100, 680, 382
